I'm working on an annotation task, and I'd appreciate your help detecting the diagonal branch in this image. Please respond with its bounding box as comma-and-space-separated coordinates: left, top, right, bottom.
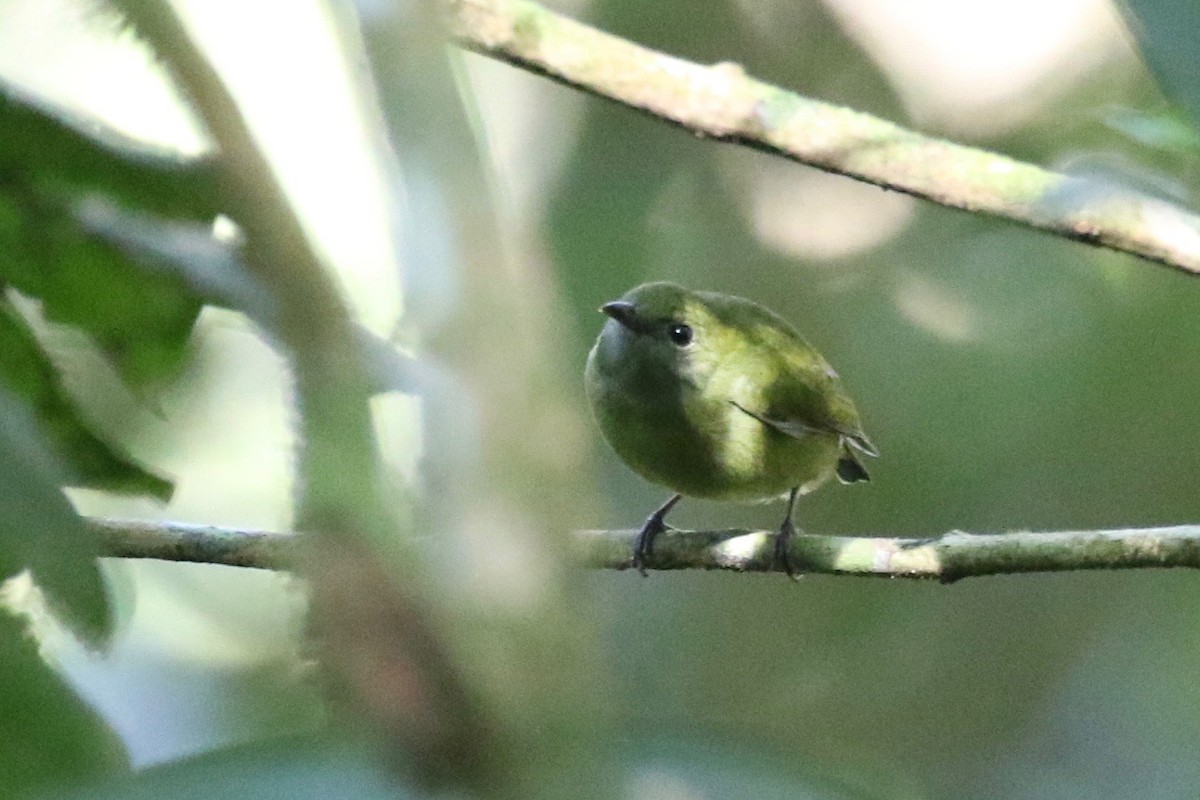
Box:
446, 0, 1200, 277
92, 518, 1200, 583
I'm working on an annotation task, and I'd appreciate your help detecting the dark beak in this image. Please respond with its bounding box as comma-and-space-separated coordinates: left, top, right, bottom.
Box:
600, 301, 639, 329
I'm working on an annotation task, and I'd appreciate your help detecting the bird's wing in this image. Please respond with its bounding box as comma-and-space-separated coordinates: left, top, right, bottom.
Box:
834, 446, 871, 484
728, 337, 878, 470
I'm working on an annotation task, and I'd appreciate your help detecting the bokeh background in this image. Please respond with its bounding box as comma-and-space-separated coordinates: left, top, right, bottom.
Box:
4, 0, 1200, 797
559, 0, 1200, 796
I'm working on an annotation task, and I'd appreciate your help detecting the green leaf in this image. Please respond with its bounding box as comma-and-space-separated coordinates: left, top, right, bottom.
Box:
0, 387, 114, 643
72, 197, 276, 329
0, 81, 215, 387
0, 79, 221, 220
0, 298, 171, 499
0, 183, 203, 387
0, 608, 128, 797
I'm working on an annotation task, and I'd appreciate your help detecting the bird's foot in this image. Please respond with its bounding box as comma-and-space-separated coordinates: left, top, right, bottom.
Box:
773, 518, 800, 580
631, 514, 670, 577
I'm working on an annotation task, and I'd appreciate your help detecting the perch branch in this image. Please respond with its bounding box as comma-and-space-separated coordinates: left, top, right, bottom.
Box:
93, 519, 1200, 582
575, 526, 1200, 581
446, 0, 1200, 276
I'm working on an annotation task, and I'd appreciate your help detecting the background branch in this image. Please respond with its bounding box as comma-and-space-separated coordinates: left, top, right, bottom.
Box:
90, 519, 293, 571
447, 0, 1200, 277
92, 519, 1200, 582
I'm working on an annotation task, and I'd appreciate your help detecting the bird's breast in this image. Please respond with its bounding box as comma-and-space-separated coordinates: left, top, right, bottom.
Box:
586, 343, 839, 501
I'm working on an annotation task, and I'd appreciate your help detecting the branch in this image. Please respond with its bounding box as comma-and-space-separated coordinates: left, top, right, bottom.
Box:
576, 526, 1200, 581
92, 519, 1200, 582
446, 0, 1200, 277
89, 518, 294, 571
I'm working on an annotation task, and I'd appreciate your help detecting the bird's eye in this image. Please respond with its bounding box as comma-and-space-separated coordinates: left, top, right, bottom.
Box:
667, 323, 693, 347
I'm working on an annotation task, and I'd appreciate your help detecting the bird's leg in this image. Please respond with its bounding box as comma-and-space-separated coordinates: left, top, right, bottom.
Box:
632, 494, 682, 576
774, 487, 802, 579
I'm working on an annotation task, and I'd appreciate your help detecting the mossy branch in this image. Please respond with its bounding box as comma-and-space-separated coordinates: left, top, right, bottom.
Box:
573, 526, 1200, 581
446, 0, 1200, 277
92, 519, 1200, 582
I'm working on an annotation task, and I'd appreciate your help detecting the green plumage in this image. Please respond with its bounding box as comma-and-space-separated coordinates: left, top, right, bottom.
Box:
585, 282, 875, 574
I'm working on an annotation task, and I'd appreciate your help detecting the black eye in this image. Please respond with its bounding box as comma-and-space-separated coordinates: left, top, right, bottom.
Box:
667, 323, 693, 347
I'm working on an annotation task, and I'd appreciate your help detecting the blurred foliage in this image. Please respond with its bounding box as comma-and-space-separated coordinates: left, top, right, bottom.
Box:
0, 300, 170, 499
0, 73, 223, 647
0, 82, 213, 505
68, 736, 407, 800
0, 608, 128, 797
0, 84, 213, 387
0, 24, 221, 800
350, 3, 616, 794
0, 386, 114, 643
1117, 0, 1200, 127
0, 83, 220, 218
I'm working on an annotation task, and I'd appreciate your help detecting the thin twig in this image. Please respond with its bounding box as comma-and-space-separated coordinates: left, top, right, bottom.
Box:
446, 0, 1200, 277
90, 518, 294, 571
92, 519, 1200, 583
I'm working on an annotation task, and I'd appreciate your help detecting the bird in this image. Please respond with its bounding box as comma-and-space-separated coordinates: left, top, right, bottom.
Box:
584, 281, 876, 576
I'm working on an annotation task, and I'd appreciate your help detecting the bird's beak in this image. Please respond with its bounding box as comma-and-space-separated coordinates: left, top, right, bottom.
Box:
600, 301, 639, 329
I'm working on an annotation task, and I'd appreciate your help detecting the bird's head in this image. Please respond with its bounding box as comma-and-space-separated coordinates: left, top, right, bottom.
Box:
595, 282, 729, 387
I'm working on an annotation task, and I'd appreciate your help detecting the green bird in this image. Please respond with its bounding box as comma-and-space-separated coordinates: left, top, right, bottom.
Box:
585, 282, 876, 576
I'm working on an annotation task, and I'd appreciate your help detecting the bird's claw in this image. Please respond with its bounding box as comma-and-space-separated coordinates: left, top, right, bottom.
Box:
631, 516, 670, 577
773, 518, 800, 580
